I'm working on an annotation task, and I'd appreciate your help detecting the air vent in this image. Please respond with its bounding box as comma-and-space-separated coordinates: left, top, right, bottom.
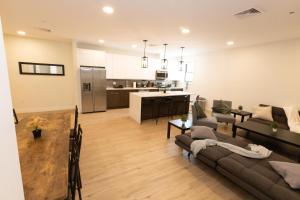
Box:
234, 8, 261, 18
37, 27, 53, 32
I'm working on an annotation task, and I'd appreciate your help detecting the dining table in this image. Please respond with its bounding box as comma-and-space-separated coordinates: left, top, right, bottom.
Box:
15, 111, 71, 200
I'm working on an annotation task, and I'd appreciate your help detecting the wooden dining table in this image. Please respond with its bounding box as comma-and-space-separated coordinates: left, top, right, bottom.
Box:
15, 111, 71, 200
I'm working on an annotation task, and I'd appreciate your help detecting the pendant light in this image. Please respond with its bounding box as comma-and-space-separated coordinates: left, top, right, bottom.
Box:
141, 40, 148, 68
179, 47, 185, 71
161, 44, 168, 70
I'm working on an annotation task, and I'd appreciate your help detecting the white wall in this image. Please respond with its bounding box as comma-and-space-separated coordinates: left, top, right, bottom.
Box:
4, 35, 75, 113
0, 18, 24, 200
190, 39, 300, 111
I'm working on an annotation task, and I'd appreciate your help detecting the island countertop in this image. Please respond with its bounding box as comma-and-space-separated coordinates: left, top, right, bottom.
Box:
106, 87, 183, 91
130, 91, 192, 98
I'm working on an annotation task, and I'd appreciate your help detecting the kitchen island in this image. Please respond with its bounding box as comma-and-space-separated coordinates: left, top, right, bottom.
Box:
106, 87, 183, 109
129, 91, 191, 124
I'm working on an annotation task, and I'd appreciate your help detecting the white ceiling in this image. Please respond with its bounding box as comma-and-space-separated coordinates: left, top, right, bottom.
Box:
0, 0, 300, 56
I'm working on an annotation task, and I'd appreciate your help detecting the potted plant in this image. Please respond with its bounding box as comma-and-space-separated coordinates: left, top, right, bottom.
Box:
238, 105, 243, 111
26, 116, 48, 139
271, 122, 278, 132
181, 114, 188, 128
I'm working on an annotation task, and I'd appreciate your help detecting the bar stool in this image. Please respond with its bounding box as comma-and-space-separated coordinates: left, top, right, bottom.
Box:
155, 97, 173, 124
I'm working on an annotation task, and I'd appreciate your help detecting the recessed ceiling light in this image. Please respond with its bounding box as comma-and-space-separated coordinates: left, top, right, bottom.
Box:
102, 6, 114, 14
98, 39, 105, 43
180, 27, 190, 34
227, 41, 234, 46
131, 44, 137, 48
17, 30, 26, 36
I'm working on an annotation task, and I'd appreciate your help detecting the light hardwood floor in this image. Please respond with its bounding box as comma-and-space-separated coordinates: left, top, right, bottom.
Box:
79, 108, 256, 200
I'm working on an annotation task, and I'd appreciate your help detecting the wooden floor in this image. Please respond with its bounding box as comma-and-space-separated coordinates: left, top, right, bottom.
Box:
78, 108, 256, 200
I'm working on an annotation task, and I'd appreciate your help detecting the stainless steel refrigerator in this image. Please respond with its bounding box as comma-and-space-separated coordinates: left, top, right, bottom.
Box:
80, 66, 106, 113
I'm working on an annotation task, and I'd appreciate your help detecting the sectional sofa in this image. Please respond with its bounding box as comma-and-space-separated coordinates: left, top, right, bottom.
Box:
249, 105, 300, 130
175, 132, 300, 200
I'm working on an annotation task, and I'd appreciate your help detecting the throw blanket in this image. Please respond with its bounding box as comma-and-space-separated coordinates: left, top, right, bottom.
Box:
191, 139, 272, 159
283, 107, 300, 134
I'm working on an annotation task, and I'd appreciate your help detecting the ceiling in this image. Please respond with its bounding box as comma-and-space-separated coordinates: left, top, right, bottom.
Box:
0, 0, 300, 56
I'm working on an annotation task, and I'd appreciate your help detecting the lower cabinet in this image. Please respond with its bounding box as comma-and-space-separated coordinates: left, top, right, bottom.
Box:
107, 90, 123, 109
141, 95, 190, 120
107, 90, 133, 109
107, 89, 160, 109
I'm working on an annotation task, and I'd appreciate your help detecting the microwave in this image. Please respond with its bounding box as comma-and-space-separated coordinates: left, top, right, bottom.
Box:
156, 70, 168, 80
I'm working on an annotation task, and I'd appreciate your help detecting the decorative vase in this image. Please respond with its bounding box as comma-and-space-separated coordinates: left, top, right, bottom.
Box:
238, 105, 243, 110
181, 121, 186, 128
32, 129, 42, 139
272, 128, 277, 133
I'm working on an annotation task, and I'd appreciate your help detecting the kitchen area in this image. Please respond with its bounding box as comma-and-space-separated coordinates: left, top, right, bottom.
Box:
106, 78, 183, 109
77, 46, 191, 114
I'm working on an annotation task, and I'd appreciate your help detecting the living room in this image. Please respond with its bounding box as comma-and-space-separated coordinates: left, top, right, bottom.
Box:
0, 1, 300, 200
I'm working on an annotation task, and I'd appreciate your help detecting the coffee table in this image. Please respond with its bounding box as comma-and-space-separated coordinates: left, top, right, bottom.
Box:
233, 121, 300, 161
231, 109, 252, 122
167, 119, 192, 139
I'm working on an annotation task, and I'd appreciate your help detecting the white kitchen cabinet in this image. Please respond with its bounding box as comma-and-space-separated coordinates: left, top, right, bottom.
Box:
77, 48, 106, 67
111, 54, 139, 79
168, 59, 185, 81
109, 53, 159, 80
105, 53, 114, 79
78, 49, 161, 80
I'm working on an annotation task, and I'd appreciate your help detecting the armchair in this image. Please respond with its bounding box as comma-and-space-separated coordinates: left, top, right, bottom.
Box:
192, 105, 218, 130
212, 100, 235, 124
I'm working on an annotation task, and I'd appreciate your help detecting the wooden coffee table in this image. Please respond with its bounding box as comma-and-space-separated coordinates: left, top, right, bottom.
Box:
233, 121, 300, 161
167, 119, 192, 139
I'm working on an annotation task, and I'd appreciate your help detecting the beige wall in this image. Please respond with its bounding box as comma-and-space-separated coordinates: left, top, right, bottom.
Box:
190, 39, 300, 111
4, 35, 75, 113
0, 19, 24, 200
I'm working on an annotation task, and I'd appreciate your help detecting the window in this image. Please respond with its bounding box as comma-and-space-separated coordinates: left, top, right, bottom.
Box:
19, 62, 65, 76
184, 62, 194, 82
184, 62, 194, 90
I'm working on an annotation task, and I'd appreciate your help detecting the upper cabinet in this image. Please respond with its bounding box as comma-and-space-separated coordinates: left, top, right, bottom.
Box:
77, 48, 184, 80
167, 59, 185, 81
77, 49, 106, 67
106, 53, 159, 80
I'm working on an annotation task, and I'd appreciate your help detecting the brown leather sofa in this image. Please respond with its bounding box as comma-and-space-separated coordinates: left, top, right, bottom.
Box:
175, 132, 300, 200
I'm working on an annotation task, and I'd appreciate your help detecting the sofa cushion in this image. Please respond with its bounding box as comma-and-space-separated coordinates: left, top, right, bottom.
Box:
253, 106, 273, 121
259, 104, 289, 126
217, 153, 300, 200
269, 161, 300, 189
191, 126, 217, 140
195, 116, 218, 129
212, 100, 231, 114
194, 102, 207, 119
248, 118, 289, 130
213, 113, 235, 123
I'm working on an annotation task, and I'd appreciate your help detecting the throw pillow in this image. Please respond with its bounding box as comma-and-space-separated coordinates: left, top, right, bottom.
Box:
253, 106, 273, 121
269, 161, 300, 189
194, 102, 207, 119
212, 100, 231, 114
191, 126, 217, 140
